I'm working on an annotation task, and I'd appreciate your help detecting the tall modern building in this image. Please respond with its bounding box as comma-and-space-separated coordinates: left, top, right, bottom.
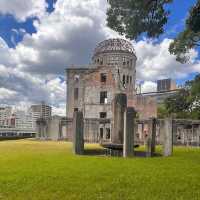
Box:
30, 102, 52, 129
0, 103, 51, 130
14, 111, 33, 129
0, 107, 12, 127
140, 79, 178, 104
157, 79, 176, 92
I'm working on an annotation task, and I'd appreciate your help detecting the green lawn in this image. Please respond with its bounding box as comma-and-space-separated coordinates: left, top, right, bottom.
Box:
0, 140, 200, 200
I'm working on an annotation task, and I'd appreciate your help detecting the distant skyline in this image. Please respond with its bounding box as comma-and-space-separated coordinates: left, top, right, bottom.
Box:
0, 0, 199, 115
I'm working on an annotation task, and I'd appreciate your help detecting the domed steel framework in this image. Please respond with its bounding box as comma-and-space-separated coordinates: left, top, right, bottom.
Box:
93, 38, 135, 57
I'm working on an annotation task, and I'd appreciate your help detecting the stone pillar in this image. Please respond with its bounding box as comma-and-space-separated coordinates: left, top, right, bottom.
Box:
112, 93, 127, 144
72, 111, 84, 155
141, 123, 145, 145
35, 124, 41, 139
46, 116, 62, 140
36, 119, 47, 140
172, 121, 177, 145
163, 118, 173, 157
198, 125, 200, 147
146, 137, 152, 157
123, 107, 136, 158
145, 118, 156, 157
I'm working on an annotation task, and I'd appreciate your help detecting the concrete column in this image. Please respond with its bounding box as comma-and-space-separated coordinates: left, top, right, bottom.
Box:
40, 125, 45, 139
149, 118, 157, 154
146, 136, 152, 157
46, 117, 62, 140
198, 125, 200, 147
163, 118, 173, 157
72, 111, 84, 155
112, 93, 127, 144
141, 123, 145, 145
182, 126, 185, 145
172, 121, 177, 145
135, 123, 139, 143
145, 118, 156, 157
36, 124, 40, 139
123, 107, 136, 158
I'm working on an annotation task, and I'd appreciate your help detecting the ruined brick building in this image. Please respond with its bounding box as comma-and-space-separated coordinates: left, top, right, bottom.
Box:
66, 39, 157, 142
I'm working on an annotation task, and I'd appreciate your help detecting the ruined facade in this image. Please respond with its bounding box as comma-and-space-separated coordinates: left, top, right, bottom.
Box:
66, 39, 157, 142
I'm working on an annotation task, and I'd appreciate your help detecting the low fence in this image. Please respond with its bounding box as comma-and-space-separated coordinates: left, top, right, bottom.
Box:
35, 112, 200, 148
135, 119, 200, 147
0, 130, 36, 140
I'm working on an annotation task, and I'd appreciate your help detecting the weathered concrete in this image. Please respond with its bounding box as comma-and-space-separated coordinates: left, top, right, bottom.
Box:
150, 118, 157, 153
112, 93, 127, 144
163, 118, 173, 157
36, 118, 47, 139
197, 125, 200, 147
123, 107, 136, 157
145, 118, 156, 157
65, 39, 158, 144
46, 116, 62, 140
136, 95, 157, 120
36, 117, 69, 141
146, 136, 152, 157
72, 111, 84, 155
172, 121, 177, 145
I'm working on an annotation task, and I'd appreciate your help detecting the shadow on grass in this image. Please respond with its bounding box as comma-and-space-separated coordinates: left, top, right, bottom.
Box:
84, 148, 107, 156
83, 148, 162, 157
134, 151, 162, 158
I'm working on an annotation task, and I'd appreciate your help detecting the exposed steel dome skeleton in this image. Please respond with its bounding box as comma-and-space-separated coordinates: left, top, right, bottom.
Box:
93, 38, 136, 57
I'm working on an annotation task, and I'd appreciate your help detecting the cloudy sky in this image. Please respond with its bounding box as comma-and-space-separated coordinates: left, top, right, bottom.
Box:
0, 0, 199, 116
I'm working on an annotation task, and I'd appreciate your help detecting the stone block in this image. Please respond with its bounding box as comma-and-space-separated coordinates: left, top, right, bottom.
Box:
72, 111, 84, 155
163, 118, 173, 157
123, 107, 136, 158
145, 118, 156, 157
112, 93, 127, 144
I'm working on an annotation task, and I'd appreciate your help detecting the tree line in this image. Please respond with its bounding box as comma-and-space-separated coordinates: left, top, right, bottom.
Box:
158, 74, 200, 119
106, 0, 200, 119
107, 0, 200, 63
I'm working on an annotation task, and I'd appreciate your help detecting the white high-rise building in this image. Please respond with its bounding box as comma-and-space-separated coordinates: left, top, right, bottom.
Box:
157, 79, 177, 92
30, 102, 52, 129
0, 103, 51, 130
14, 110, 33, 129
0, 107, 12, 127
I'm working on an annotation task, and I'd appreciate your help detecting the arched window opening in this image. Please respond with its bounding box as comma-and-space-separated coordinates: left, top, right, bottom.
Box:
123, 75, 126, 85
126, 76, 129, 84
130, 76, 132, 84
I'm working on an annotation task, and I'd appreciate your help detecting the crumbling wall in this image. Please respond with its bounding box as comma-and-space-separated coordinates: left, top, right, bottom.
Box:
136, 95, 157, 120
46, 116, 61, 140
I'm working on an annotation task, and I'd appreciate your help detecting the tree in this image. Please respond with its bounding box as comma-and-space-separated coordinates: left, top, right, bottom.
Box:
107, 0, 172, 40
107, 0, 200, 62
169, 1, 200, 63
161, 74, 200, 119
164, 89, 190, 118
157, 104, 169, 118
185, 74, 200, 119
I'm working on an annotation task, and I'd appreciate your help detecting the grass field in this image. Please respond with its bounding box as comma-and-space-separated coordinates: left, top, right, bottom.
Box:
0, 140, 200, 200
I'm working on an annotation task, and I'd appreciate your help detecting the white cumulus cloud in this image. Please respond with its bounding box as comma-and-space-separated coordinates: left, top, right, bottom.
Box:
135, 39, 200, 81
0, 88, 17, 100
0, 0, 200, 115
0, 0, 47, 21
140, 81, 157, 93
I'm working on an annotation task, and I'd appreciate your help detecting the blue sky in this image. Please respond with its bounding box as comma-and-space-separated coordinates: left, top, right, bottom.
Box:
0, 0, 199, 114
165, 0, 199, 84
0, 0, 56, 47
165, 0, 197, 38
0, 0, 197, 49
163, 0, 199, 85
